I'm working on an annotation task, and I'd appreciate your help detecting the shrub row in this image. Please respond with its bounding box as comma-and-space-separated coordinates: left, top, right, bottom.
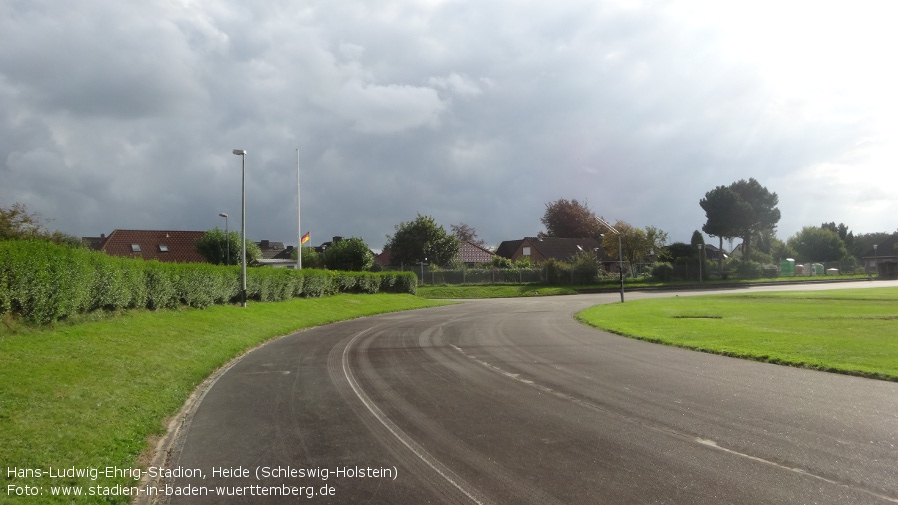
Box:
0, 240, 417, 324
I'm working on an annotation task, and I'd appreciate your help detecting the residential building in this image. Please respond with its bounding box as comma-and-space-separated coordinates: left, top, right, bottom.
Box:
458, 241, 494, 266
375, 240, 494, 268
95, 229, 207, 263
702, 243, 728, 262
863, 234, 898, 278
257, 240, 296, 267
497, 236, 605, 264
494, 239, 522, 260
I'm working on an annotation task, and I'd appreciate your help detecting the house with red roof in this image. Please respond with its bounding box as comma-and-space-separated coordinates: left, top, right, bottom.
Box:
458, 241, 493, 266
497, 236, 603, 264
374, 240, 494, 268
94, 229, 207, 263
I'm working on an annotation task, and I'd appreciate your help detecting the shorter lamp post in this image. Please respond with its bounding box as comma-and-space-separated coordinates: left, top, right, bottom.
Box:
874, 244, 878, 277
219, 212, 229, 265
597, 216, 624, 303
697, 243, 703, 283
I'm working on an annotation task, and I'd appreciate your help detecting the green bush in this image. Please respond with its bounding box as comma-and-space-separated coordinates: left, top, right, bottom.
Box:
651, 262, 674, 282
570, 252, 599, 285
732, 260, 764, 279
0, 240, 92, 323
0, 240, 418, 324
356, 272, 381, 294
394, 272, 418, 295
144, 261, 179, 310
543, 258, 572, 285
301, 269, 337, 297
89, 254, 147, 311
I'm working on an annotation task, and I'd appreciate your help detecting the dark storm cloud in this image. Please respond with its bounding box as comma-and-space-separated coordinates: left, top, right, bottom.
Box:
1, 0, 895, 252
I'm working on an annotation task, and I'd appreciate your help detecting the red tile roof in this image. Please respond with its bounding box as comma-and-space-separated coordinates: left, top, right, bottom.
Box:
99, 230, 207, 263
459, 241, 493, 264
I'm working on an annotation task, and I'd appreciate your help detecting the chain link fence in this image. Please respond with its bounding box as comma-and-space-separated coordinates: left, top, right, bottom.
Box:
382, 258, 869, 286
382, 266, 545, 285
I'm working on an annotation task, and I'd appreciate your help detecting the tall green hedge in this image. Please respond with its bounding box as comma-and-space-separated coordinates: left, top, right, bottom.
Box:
0, 240, 417, 324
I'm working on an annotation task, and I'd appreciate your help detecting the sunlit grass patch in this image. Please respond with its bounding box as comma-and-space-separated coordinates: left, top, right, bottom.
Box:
576, 288, 898, 381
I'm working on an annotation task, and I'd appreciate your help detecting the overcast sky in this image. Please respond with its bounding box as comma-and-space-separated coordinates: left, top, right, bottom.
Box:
2, 0, 897, 251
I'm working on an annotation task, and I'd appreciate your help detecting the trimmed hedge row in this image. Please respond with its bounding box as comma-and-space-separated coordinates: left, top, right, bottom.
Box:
0, 240, 417, 324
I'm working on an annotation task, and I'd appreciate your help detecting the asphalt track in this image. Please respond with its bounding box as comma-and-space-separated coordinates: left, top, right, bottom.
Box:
157, 281, 898, 504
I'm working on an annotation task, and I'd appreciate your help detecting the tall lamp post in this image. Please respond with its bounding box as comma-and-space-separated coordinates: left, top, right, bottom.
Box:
232, 149, 247, 307
218, 212, 229, 265
596, 216, 624, 303
296, 149, 302, 270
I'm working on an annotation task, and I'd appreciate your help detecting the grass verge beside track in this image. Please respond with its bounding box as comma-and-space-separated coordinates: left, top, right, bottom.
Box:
576, 287, 898, 381
0, 294, 448, 504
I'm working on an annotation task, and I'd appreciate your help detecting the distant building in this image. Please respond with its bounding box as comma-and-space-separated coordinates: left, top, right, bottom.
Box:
255, 240, 296, 267
94, 229, 207, 263
374, 248, 392, 268
313, 236, 344, 254
374, 240, 494, 268
863, 234, 898, 278
494, 239, 523, 260
496, 236, 604, 264
702, 243, 728, 262
458, 241, 494, 266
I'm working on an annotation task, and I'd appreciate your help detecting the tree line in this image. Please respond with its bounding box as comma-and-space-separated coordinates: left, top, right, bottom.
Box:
3, 180, 894, 278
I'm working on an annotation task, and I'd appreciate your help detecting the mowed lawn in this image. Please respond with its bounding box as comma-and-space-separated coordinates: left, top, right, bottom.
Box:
577, 287, 898, 381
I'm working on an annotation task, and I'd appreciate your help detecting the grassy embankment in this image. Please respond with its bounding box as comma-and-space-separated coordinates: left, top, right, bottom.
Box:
0, 294, 447, 504
577, 287, 898, 381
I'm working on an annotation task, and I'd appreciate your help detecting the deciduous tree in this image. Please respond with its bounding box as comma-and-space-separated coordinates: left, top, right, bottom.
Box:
600, 220, 652, 275
324, 237, 374, 271
787, 227, 850, 262
0, 201, 80, 246
195, 228, 261, 265
540, 198, 603, 238
385, 214, 460, 268
450, 222, 486, 247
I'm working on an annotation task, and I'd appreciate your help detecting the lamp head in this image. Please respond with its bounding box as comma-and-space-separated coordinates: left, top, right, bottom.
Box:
219, 212, 228, 218
232, 149, 246, 155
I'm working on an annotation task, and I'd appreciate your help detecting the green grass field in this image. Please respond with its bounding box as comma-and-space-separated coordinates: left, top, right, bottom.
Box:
0, 294, 447, 504
577, 287, 898, 381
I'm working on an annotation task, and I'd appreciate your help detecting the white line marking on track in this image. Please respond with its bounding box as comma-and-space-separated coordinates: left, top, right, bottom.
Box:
451, 344, 898, 504
343, 328, 488, 505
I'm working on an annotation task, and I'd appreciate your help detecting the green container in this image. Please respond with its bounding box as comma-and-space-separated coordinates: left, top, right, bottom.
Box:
780, 258, 795, 276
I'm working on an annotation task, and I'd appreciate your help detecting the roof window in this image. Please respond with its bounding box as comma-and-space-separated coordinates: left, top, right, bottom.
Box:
159, 244, 169, 252
131, 244, 141, 252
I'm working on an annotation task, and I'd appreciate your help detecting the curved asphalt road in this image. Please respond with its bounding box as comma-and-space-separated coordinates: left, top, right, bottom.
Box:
158, 282, 898, 504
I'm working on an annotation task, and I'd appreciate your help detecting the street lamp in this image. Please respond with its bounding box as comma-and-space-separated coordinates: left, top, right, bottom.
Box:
596, 216, 624, 303
218, 212, 229, 265
874, 244, 878, 277
232, 149, 247, 307
697, 243, 703, 283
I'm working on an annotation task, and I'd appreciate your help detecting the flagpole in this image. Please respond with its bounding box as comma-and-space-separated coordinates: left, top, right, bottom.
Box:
296, 148, 301, 270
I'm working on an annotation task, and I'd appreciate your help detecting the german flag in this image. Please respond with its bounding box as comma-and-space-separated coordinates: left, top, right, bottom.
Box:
301, 232, 311, 244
